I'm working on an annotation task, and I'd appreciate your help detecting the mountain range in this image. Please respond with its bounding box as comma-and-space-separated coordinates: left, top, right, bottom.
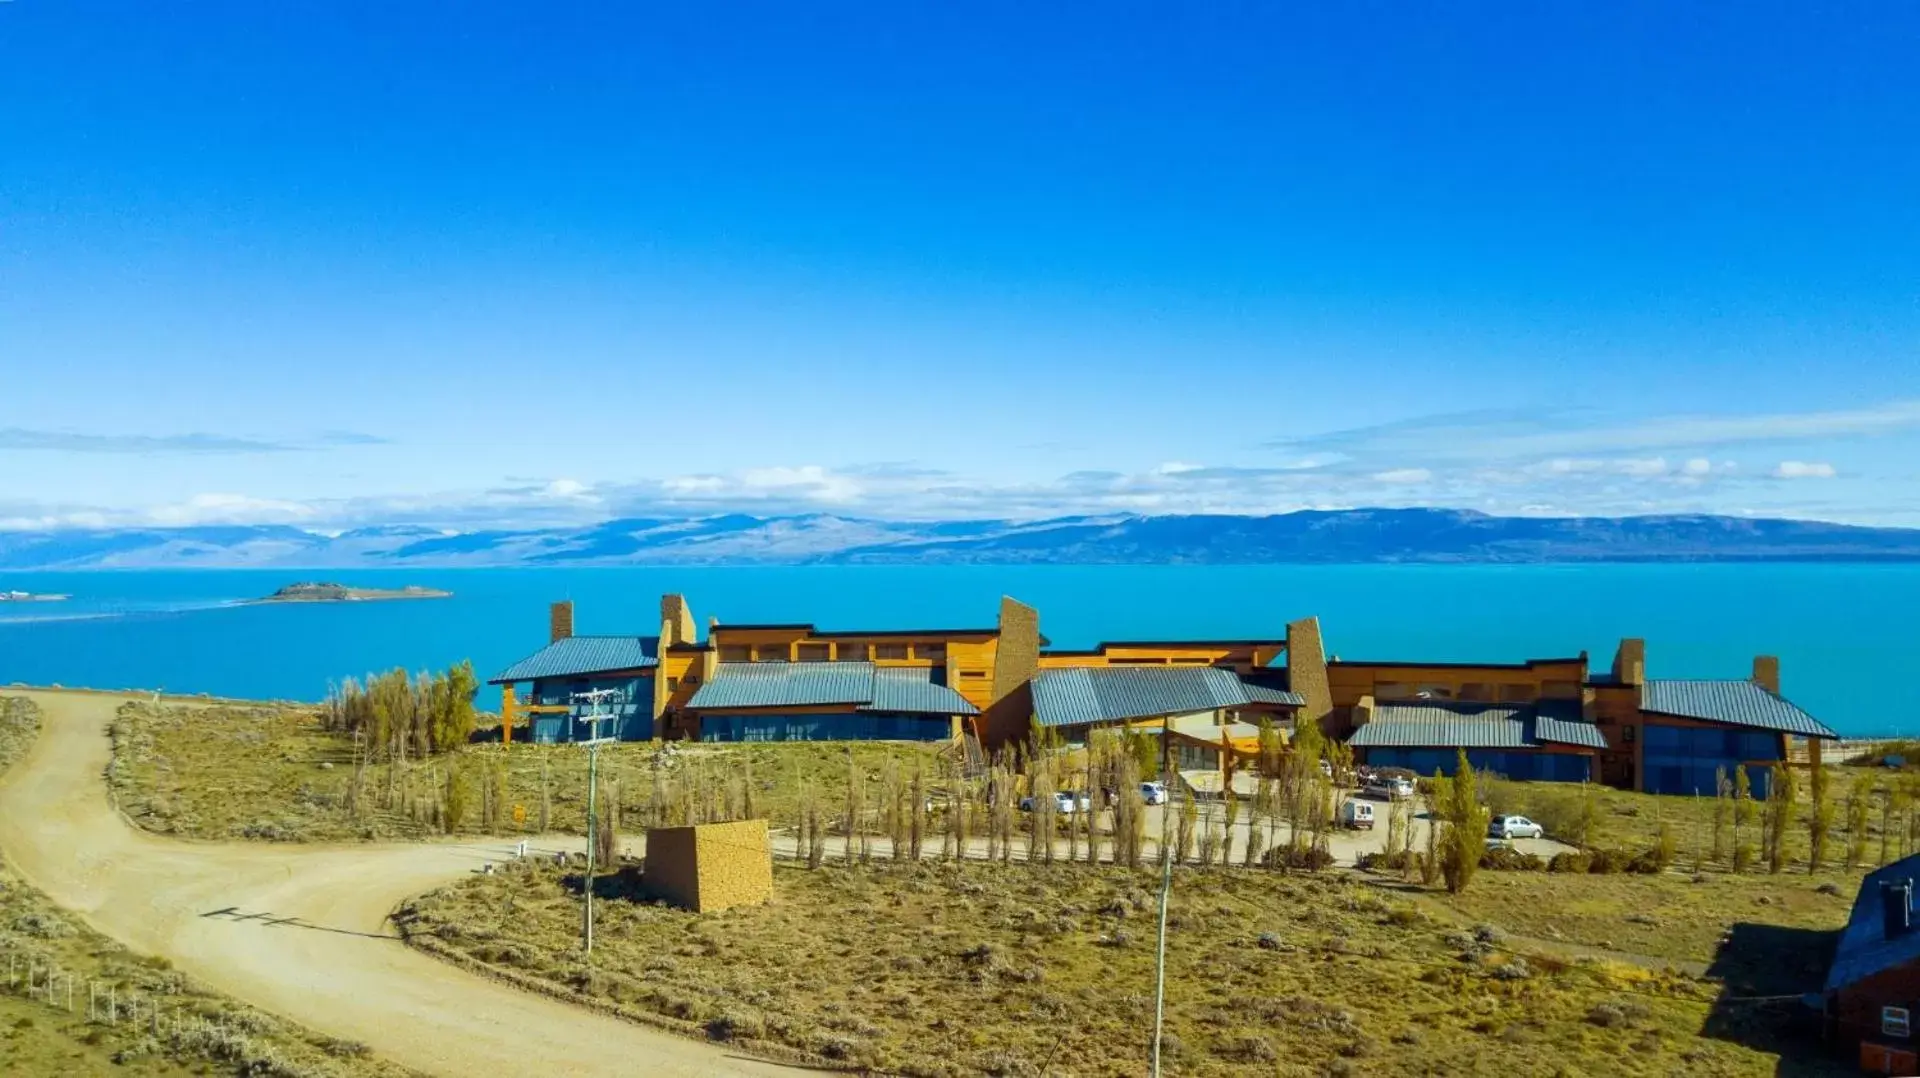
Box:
2, 509, 1919, 569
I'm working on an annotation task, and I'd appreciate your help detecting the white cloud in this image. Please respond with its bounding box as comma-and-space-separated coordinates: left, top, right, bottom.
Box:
0, 427, 389, 454
1770, 460, 1838, 479
145, 493, 319, 527
537, 478, 601, 502
0, 511, 111, 532
736, 465, 864, 504
0, 448, 1905, 533
1535, 457, 1668, 477
1278, 399, 1920, 463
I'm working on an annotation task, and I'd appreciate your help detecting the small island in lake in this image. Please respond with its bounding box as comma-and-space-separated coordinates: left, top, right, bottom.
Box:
0, 590, 71, 602
251, 582, 452, 604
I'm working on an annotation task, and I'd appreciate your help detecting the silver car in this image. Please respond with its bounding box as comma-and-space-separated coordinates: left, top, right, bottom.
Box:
1488, 815, 1545, 840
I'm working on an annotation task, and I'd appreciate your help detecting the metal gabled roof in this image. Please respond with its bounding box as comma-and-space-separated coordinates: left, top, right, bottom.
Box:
1240, 675, 1307, 707
686, 662, 978, 716
688, 662, 876, 709
1641, 680, 1837, 739
1535, 701, 1610, 749
1031, 666, 1300, 728
1826, 853, 1920, 992
865, 667, 979, 716
1349, 702, 1535, 749
1031, 667, 1109, 728
1349, 700, 1608, 751
488, 636, 659, 684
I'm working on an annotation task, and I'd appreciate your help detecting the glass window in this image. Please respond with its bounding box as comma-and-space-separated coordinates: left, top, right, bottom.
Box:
1459, 683, 1493, 702
1498, 684, 1534, 703
1885, 1007, 1911, 1038
755, 644, 789, 662
836, 643, 868, 662
718, 645, 750, 663
796, 643, 830, 662
1642, 723, 1776, 796
916, 643, 947, 661
874, 643, 909, 661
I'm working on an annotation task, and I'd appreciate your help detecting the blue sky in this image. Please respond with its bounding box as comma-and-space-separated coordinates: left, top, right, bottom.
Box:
3, 3, 1918, 530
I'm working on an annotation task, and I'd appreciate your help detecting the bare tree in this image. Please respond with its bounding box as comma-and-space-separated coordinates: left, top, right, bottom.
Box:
909, 765, 927, 861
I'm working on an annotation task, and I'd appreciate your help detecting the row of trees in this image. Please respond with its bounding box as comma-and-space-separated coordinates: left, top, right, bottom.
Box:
323, 663, 479, 761
772, 716, 1355, 872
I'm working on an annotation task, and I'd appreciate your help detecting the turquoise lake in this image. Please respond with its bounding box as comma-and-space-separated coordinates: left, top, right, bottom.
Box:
0, 565, 1912, 736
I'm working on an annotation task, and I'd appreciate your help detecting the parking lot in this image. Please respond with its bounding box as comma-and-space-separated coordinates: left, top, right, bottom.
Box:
1129, 782, 1577, 867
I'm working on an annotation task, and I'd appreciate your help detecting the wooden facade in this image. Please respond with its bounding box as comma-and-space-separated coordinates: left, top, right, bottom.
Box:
491, 598, 1824, 788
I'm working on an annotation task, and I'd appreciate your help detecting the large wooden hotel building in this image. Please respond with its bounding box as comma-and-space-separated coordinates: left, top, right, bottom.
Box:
491, 593, 1835, 796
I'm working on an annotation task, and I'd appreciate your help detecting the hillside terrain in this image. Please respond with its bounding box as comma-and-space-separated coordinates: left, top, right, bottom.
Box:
4, 509, 1919, 568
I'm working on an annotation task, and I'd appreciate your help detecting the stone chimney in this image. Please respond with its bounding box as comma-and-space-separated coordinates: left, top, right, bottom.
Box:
1611, 638, 1646, 686
1285, 616, 1333, 731
549, 600, 575, 644
979, 597, 1042, 747
659, 593, 695, 647
1753, 655, 1781, 695
1352, 695, 1375, 728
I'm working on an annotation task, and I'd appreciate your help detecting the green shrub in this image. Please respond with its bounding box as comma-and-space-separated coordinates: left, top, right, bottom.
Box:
1584, 848, 1640, 875
1547, 851, 1592, 874
1358, 850, 1413, 873
1479, 846, 1545, 871
1265, 846, 1335, 871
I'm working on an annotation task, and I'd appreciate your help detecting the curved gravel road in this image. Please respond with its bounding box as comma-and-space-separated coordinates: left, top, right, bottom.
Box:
0, 690, 791, 1077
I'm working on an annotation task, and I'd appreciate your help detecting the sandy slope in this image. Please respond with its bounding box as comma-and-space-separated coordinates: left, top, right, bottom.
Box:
0, 690, 790, 1077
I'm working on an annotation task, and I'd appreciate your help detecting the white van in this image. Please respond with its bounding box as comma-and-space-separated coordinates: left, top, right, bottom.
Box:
1339, 800, 1375, 830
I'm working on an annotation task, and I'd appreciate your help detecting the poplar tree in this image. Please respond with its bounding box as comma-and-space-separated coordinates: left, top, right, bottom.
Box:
1880, 780, 1894, 866
1732, 766, 1754, 873
1440, 751, 1489, 894
844, 749, 862, 864
594, 779, 618, 868
1808, 758, 1833, 870
1711, 767, 1730, 866
1221, 786, 1239, 867
1419, 774, 1442, 886
909, 765, 927, 862
443, 760, 472, 834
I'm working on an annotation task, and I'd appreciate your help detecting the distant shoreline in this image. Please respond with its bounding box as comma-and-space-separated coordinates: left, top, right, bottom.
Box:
0, 591, 70, 603
247, 582, 453, 605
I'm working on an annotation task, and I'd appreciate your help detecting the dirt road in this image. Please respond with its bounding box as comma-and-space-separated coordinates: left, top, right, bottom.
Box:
0, 690, 791, 1078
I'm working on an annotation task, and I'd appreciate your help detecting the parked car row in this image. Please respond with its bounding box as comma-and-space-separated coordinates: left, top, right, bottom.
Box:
1017, 781, 1174, 814
1359, 769, 1416, 801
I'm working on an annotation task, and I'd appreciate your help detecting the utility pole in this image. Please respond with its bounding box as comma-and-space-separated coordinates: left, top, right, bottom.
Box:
1151, 719, 1175, 1078
573, 688, 618, 956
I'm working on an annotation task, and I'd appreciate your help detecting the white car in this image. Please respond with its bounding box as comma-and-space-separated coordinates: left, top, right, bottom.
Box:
1488, 815, 1545, 840
1019, 792, 1090, 815
1365, 776, 1415, 801
1140, 782, 1170, 806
